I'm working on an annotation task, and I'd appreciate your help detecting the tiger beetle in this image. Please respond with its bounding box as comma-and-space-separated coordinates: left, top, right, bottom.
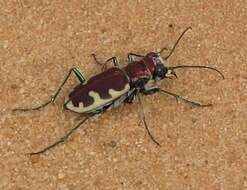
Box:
13, 27, 224, 155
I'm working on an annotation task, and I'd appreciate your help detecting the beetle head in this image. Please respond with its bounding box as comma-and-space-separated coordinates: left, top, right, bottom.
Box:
144, 27, 224, 82
147, 27, 193, 81
146, 52, 177, 81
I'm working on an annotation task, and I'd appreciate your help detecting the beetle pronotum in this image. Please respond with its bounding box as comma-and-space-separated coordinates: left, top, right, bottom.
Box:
13, 27, 224, 155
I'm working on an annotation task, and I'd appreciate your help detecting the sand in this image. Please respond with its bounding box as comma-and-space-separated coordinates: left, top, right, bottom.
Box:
1, 0, 246, 189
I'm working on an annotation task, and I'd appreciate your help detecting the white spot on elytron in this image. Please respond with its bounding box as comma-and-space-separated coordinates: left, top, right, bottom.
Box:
65, 84, 130, 113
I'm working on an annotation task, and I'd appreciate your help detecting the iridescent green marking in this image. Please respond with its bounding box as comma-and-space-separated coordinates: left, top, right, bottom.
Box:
74, 68, 86, 83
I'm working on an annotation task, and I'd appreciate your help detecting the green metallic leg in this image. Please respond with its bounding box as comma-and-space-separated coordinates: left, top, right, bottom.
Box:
127, 53, 144, 64
91, 54, 119, 70
13, 68, 86, 112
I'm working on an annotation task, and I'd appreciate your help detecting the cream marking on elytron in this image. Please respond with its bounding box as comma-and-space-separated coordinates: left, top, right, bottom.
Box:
65, 83, 130, 113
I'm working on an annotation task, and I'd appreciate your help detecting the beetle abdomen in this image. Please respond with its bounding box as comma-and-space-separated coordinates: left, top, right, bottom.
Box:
64, 68, 130, 113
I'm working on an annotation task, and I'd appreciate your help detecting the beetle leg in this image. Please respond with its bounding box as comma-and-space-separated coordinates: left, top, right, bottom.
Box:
29, 113, 95, 155
13, 68, 86, 112
124, 89, 137, 103
141, 87, 160, 95
158, 89, 212, 107
127, 53, 144, 64
91, 53, 119, 70
136, 93, 161, 146
143, 87, 212, 107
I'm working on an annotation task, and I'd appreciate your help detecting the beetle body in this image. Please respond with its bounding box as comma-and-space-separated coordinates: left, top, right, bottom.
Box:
13, 27, 224, 155
64, 52, 172, 115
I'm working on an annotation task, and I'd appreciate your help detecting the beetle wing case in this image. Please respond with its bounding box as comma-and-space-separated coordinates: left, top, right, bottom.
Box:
64, 68, 130, 113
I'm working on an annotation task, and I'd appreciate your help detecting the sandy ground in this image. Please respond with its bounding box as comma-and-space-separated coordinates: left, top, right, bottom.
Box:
1, 0, 247, 189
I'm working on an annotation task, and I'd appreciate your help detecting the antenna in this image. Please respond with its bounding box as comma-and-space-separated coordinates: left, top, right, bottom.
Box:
159, 27, 192, 59
171, 65, 225, 79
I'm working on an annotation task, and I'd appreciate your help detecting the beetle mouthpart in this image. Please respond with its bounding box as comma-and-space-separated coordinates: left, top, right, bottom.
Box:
166, 69, 177, 78
171, 70, 178, 78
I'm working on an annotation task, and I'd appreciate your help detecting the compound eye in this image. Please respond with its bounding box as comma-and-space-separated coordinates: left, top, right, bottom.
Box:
154, 64, 167, 81
152, 57, 162, 65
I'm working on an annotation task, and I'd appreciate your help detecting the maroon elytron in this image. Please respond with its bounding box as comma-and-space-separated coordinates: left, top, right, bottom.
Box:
13, 27, 224, 155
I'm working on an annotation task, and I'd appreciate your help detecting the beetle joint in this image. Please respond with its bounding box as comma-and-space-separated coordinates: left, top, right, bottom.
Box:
51, 95, 55, 102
